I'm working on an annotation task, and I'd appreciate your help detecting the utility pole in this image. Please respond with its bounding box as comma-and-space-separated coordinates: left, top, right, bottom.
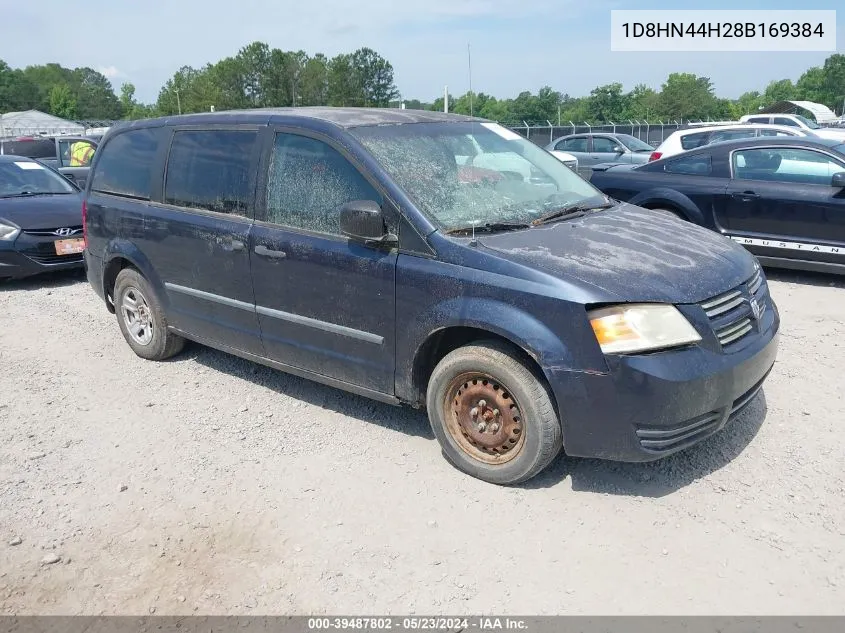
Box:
174, 88, 182, 115
444, 86, 448, 113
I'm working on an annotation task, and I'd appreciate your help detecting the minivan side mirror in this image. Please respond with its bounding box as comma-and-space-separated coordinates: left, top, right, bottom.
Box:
832, 172, 845, 188
339, 200, 397, 246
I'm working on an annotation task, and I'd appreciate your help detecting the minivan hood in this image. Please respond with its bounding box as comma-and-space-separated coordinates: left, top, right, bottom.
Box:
477, 203, 756, 304
0, 193, 82, 230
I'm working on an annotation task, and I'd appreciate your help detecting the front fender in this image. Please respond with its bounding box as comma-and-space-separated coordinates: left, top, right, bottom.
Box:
102, 239, 168, 308
628, 188, 705, 224
396, 296, 599, 403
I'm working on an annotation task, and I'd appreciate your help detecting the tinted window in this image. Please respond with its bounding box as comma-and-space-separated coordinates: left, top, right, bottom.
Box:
266, 133, 382, 234
709, 129, 757, 144
733, 148, 845, 185
680, 132, 709, 150
91, 128, 160, 200
664, 154, 712, 175
746, 116, 770, 124
592, 137, 618, 153
560, 137, 588, 152
773, 117, 799, 127
164, 129, 257, 216
759, 129, 796, 137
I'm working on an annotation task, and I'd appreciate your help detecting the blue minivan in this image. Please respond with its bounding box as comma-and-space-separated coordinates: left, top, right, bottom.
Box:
82, 108, 779, 485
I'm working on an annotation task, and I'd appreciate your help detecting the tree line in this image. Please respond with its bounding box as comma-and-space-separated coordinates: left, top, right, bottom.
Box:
1, 45, 844, 125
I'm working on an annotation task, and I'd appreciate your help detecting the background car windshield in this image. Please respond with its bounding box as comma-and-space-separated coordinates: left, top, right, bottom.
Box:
617, 134, 654, 152
0, 161, 75, 197
351, 122, 601, 229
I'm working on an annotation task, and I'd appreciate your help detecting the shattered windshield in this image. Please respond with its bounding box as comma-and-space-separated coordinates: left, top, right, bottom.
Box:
350, 121, 602, 231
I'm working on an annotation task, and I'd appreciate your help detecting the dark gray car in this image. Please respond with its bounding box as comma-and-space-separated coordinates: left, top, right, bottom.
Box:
546, 133, 654, 174
0, 135, 98, 188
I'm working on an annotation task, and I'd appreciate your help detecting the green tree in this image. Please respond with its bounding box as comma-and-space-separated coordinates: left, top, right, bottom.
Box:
763, 79, 796, 105
586, 83, 628, 122
0, 60, 39, 112
299, 54, 329, 106
71, 67, 123, 119
658, 73, 719, 120
624, 84, 660, 120
327, 54, 363, 106
48, 84, 77, 119
350, 48, 398, 107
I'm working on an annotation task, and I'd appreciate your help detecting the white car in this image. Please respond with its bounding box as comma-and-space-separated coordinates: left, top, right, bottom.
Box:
649, 123, 816, 162
739, 113, 845, 140
450, 133, 579, 177
547, 149, 579, 172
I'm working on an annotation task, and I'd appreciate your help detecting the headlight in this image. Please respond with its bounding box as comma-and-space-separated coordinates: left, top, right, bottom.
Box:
588, 304, 701, 354
0, 220, 20, 241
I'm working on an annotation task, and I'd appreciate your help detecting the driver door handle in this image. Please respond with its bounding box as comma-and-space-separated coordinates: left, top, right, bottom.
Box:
731, 192, 760, 201
254, 244, 287, 259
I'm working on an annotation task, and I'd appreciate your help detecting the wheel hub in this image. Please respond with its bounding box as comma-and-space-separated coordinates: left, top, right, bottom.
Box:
447, 373, 524, 464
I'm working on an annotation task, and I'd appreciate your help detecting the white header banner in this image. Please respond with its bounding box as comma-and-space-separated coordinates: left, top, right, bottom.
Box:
611, 10, 837, 52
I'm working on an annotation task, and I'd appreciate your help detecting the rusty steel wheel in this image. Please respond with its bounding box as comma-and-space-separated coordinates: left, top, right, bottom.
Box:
444, 372, 527, 465
427, 340, 563, 485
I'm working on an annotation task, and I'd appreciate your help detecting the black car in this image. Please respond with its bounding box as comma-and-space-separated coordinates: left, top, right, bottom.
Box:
589, 136, 845, 275
0, 156, 84, 281
0, 135, 98, 188
83, 108, 778, 485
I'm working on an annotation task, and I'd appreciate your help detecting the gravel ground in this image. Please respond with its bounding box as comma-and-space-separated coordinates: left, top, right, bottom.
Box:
0, 267, 843, 615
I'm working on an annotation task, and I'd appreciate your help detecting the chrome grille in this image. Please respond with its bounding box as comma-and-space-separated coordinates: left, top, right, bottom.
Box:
701, 266, 768, 350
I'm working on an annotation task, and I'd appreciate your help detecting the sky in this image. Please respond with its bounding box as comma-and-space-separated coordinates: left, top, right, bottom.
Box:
2, 0, 842, 106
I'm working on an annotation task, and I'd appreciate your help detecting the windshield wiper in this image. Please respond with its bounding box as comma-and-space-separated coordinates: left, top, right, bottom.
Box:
444, 221, 531, 235
2, 192, 51, 198
531, 201, 615, 226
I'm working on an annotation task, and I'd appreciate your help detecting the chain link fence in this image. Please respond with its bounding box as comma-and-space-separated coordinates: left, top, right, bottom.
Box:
501, 121, 719, 147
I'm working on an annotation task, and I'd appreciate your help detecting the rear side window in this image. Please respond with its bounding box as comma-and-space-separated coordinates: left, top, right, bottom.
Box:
164, 129, 258, 217
664, 154, 712, 175
558, 137, 588, 152
680, 132, 709, 150
90, 128, 160, 200
746, 116, 770, 124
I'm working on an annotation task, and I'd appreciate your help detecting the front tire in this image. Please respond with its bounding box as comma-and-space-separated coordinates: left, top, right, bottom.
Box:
426, 340, 563, 485
114, 268, 184, 361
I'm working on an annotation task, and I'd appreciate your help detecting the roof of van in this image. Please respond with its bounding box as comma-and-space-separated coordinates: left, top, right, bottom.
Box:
118, 107, 485, 130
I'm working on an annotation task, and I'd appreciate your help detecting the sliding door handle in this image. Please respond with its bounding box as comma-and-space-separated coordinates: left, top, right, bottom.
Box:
254, 244, 287, 259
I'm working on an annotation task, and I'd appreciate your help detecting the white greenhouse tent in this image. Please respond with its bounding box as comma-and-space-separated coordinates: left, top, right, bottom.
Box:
0, 110, 85, 137
759, 100, 839, 124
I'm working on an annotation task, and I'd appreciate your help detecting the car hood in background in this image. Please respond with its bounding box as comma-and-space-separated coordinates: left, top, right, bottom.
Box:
0, 193, 83, 230
477, 203, 756, 304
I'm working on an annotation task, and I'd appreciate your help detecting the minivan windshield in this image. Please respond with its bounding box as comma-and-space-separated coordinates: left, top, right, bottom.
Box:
350, 121, 605, 231
0, 160, 76, 198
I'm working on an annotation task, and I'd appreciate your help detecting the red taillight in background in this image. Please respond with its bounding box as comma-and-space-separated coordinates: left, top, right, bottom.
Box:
648, 152, 662, 162
81, 199, 88, 248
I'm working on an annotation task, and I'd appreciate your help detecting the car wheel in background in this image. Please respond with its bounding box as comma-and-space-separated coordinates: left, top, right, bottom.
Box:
426, 340, 563, 485
113, 268, 184, 361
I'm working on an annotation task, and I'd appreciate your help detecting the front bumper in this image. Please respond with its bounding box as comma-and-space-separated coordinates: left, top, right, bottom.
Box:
0, 234, 84, 280
550, 300, 780, 462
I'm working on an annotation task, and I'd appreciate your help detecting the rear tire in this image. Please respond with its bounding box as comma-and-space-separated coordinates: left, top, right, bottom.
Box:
114, 268, 184, 361
426, 340, 563, 485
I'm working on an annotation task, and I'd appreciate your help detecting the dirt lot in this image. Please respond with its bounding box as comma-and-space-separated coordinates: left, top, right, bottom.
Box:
0, 268, 843, 615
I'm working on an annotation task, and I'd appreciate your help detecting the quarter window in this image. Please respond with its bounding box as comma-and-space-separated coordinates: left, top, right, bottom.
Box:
164, 129, 257, 216
265, 133, 382, 234
90, 128, 161, 200
733, 148, 845, 185
664, 153, 712, 175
